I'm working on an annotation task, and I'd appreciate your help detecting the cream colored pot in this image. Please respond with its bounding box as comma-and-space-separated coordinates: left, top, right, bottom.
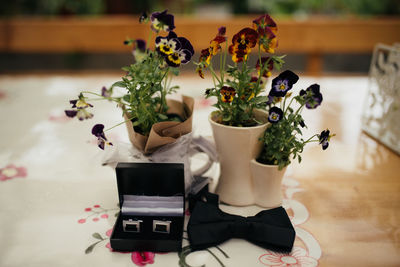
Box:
209, 110, 268, 206
250, 159, 287, 208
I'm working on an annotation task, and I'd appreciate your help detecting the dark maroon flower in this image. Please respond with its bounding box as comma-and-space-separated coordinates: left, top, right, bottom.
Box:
299, 84, 323, 109
252, 14, 278, 53
268, 107, 283, 123
229, 28, 259, 63
218, 26, 226, 36
151, 10, 175, 32
270, 70, 299, 97
318, 129, 330, 150
92, 124, 113, 150
299, 120, 305, 128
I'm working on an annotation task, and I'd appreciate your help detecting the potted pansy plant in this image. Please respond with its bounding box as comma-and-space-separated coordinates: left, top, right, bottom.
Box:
195, 14, 286, 206
65, 10, 195, 154
250, 70, 335, 207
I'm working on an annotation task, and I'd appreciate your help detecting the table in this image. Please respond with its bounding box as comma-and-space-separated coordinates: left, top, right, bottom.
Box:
0, 74, 399, 266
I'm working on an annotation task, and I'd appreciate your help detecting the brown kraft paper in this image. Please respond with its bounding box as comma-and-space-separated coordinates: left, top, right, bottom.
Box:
123, 95, 194, 154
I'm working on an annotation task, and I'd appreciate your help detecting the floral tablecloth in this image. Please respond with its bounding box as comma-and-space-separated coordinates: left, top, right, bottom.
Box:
1, 74, 399, 267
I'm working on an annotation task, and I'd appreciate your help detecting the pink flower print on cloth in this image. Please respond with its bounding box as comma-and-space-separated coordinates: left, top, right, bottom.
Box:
131, 252, 155, 266
259, 246, 318, 267
0, 164, 27, 181
105, 228, 155, 266
0, 90, 6, 99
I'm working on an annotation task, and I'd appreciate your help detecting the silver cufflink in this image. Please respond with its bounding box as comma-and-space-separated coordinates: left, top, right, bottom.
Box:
123, 219, 143, 233
153, 220, 171, 234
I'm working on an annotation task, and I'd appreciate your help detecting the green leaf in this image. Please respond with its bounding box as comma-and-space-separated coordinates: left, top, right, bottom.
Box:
222, 113, 232, 122
122, 95, 131, 103
157, 113, 168, 120
170, 68, 180, 76
92, 233, 103, 240
253, 96, 269, 104
85, 241, 101, 254
112, 81, 125, 88
239, 103, 247, 111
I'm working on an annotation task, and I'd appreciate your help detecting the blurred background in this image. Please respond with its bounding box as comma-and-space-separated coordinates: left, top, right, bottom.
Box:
1, 0, 399, 75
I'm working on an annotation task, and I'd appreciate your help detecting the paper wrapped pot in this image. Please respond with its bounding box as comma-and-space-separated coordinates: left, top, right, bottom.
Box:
123, 95, 194, 154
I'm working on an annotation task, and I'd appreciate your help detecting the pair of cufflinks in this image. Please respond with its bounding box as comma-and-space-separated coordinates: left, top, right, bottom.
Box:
123, 219, 171, 234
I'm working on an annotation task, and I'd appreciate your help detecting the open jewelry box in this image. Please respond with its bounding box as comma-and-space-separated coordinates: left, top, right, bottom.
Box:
110, 162, 185, 252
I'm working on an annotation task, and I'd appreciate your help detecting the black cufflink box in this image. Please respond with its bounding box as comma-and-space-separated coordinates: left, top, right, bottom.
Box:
110, 162, 185, 252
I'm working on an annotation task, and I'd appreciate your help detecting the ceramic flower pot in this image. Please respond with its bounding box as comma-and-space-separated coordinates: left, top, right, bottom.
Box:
209, 110, 268, 206
250, 159, 287, 208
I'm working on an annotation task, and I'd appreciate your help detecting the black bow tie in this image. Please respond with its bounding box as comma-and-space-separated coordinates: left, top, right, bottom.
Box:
187, 193, 295, 252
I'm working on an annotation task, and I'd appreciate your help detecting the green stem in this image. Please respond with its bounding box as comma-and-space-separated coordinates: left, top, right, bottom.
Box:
104, 116, 136, 132
159, 67, 170, 113
81, 91, 121, 104
146, 30, 153, 54
282, 95, 288, 112
221, 41, 228, 84
209, 64, 222, 85
304, 134, 319, 144
284, 97, 296, 115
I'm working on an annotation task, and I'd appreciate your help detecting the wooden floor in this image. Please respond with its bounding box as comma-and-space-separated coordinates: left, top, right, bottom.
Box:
0, 73, 399, 266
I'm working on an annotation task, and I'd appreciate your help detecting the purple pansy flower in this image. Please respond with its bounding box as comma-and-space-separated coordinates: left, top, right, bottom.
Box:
133, 39, 147, 62
65, 109, 93, 121
101, 86, 112, 98
270, 70, 299, 97
318, 129, 330, 150
266, 94, 275, 106
91, 124, 113, 150
155, 31, 180, 57
139, 12, 148, 23
268, 106, 283, 123
136, 39, 146, 51
299, 84, 323, 109
65, 94, 94, 120
155, 31, 194, 67
150, 10, 175, 32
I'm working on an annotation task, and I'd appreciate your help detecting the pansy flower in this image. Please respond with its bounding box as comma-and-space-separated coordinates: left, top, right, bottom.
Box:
228, 28, 258, 63
101, 86, 112, 98
299, 84, 323, 109
253, 14, 278, 54
241, 76, 262, 100
220, 86, 236, 103
268, 106, 283, 123
92, 124, 113, 150
150, 10, 175, 32
139, 12, 148, 23
318, 129, 331, 150
269, 70, 299, 97
202, 26, 227, 65
65, 94, 94, 121
132, 39, 147, 62
256, 57, 274, 78
196, 27, 227, 78
155, 31, 194, 67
